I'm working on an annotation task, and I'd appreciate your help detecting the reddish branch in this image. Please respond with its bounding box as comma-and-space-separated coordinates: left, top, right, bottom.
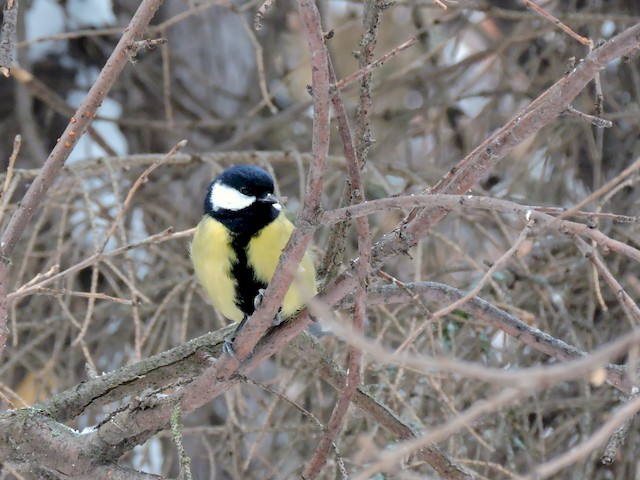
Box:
320, 194, 640, 263
303, 46, 372, 480
212, 0, 331, 377
388, 22, 640, 262
300, 24, 640, 353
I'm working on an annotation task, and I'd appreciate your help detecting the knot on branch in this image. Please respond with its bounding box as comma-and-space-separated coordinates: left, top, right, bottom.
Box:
125, 38, 167, 63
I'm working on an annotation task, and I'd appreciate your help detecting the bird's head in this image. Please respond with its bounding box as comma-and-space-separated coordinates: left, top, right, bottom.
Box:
204, 165, 282, 234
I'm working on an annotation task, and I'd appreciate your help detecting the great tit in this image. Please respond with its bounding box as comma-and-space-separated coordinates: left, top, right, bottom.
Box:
191, 165, 317, 341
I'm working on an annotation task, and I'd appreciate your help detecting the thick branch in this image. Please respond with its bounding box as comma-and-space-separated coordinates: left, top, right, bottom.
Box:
2, 278, 634, 473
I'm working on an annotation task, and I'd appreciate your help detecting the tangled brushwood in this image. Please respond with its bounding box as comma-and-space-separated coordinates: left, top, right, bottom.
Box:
0, 0, 639, 479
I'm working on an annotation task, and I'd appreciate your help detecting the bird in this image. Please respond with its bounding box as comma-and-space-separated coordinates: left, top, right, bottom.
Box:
190, 165, 317, 353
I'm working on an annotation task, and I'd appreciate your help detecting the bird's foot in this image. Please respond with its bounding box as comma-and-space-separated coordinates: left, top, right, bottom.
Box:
221, 315, 253, 361
253, 288, 266, 310
222, 334, 254, 361
272, 312, 283, 326
253, 289, 283, 326
222, 334, 241, 361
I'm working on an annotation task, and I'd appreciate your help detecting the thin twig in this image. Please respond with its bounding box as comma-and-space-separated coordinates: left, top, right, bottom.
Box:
532, 207, 637, 223
564, 105, 612, 128
592, 262, 608, 313
334, 37, 416, 93
99, 140, 187, 252
31, 288, 134, 305
160, 27, 174, 128
395, 217, 535, 354
521, 0, 592, 47
0, 0, 165, 355
601, 392, 638, 465
572, 236, 640, 326
1, 135, 21, 198
241, 16, 277, 114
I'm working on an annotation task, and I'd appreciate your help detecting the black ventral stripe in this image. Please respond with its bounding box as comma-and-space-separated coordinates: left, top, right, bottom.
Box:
230, 231, 267, 318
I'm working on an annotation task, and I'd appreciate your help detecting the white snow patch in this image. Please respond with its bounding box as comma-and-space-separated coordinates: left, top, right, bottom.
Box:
25, 0, 67, 61
67, 0, 116, 28
132, 437, 164, 475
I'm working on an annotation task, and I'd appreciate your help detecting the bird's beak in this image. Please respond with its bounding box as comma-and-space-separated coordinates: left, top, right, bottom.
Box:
258, 193, 279, 204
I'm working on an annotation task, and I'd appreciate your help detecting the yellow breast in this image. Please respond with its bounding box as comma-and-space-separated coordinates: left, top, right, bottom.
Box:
191, 216, 243, 322
247, 214, 317, 319
191, 214, 317, 322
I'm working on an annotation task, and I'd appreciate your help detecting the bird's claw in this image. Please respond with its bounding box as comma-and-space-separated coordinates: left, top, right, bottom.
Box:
222, 329, 254, 361
222, 335, 241, 361
272, 312, 283, 326
253, 289, 283, 326
253, 288, 266, 310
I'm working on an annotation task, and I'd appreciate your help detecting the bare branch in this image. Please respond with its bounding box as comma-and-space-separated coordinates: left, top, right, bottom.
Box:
521, 0, 592, 46
0, 0, 18, 77
321, 193, 640, 263
523, 394, 640, 479
0, 0, 165, 355
214, 0, 332, 373
0, 0, 164, 259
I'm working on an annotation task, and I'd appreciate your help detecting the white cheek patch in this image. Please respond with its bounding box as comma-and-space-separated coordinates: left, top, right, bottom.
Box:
210, 182, 256, 211
273, 203, 283, 211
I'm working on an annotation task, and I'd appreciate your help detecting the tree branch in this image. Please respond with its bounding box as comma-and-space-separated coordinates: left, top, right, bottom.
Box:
0, 0, 165, 355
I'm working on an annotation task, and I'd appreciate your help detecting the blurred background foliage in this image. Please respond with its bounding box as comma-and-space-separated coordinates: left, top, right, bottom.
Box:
1, 0, 640, 478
